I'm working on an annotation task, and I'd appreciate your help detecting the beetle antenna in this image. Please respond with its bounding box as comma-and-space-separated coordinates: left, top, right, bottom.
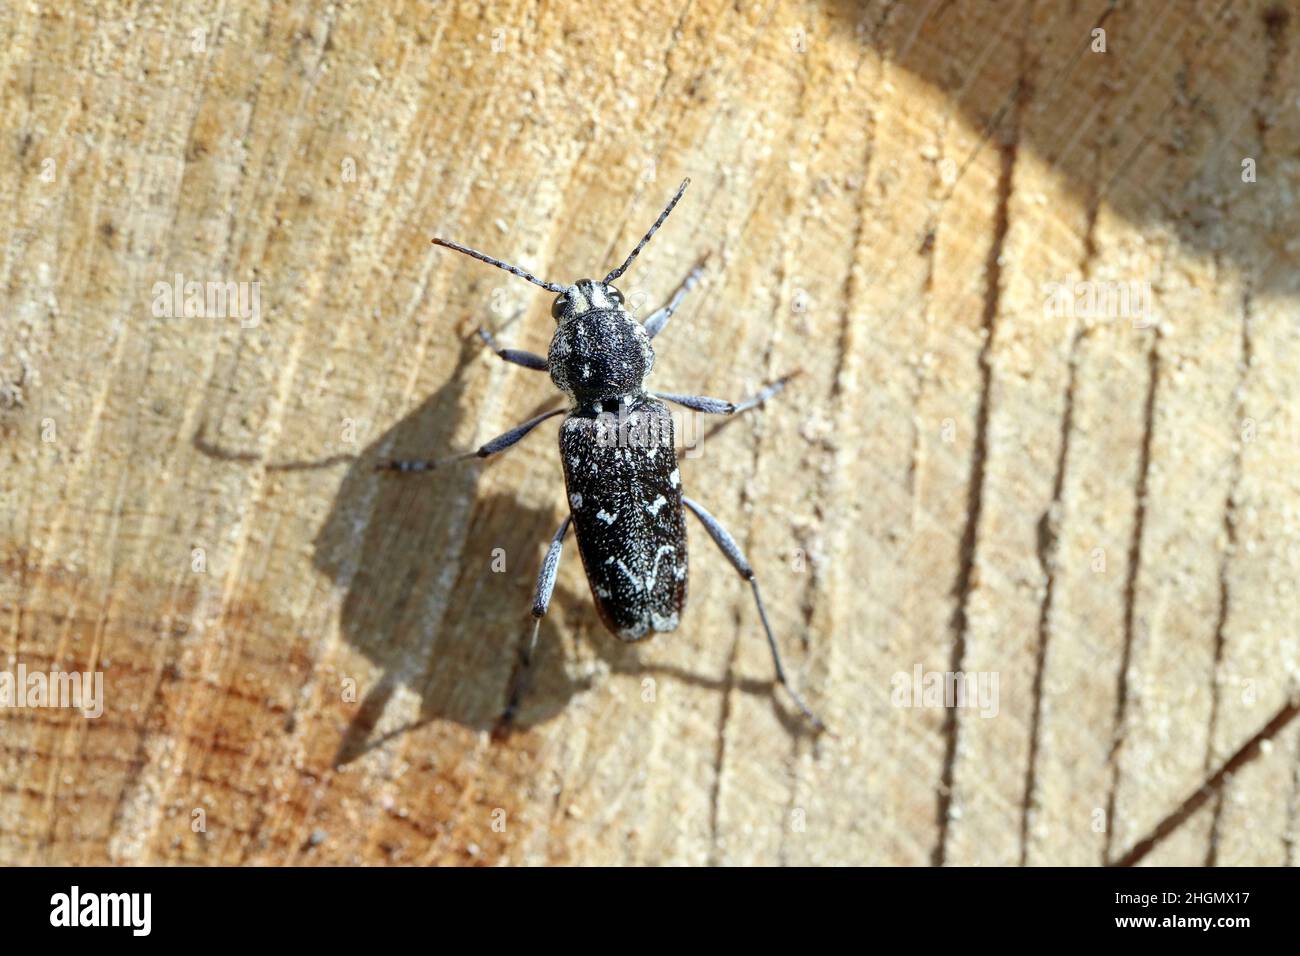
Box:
604, 178, 691, 284
430, 237, 567, 293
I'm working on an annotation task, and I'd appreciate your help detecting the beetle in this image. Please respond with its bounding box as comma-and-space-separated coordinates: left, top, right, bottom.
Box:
379, 180, 824, 731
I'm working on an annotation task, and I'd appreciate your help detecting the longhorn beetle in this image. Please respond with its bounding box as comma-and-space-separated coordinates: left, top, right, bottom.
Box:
379, 180, 824, 731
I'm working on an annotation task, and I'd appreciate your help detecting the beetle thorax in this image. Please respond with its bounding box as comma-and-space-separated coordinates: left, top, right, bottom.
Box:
548, 279, 654, 402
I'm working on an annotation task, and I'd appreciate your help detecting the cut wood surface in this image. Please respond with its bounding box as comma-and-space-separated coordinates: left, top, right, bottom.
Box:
2, 0, 1298, 866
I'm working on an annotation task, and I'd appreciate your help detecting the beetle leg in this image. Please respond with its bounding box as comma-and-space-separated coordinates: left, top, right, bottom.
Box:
654, 371, 798, 417
376, 408, 564, 472
681, 495, 825, 733
477, 326, 549, 371
502, 516, 571, 724
642, 255, 709, 340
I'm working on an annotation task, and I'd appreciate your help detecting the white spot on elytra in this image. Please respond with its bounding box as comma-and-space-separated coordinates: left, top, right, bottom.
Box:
646, 545, 674, 590
614, 559, 641, 590
651, 611, 679, 632
668, 468, 680, 487
646, 495, 667, 516
570, 492, 583, 509
597, 509, 618, 525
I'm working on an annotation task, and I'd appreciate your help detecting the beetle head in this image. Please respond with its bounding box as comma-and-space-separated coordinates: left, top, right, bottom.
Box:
550, 279, 626, 323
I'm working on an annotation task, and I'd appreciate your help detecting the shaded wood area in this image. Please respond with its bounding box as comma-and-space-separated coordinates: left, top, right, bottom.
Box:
1, 0, 1298, 865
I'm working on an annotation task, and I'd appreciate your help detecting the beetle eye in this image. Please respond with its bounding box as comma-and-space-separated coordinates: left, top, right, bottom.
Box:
607, 287, 624, 306
551, 295, 567, 319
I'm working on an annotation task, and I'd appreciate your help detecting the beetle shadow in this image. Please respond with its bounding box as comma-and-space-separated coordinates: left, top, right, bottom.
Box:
191, 318, 826, 758
309, 328, 593, 763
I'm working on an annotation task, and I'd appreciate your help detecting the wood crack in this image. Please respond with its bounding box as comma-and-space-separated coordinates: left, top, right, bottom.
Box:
1103, 335, 1161, 863
1019, 136, 1103, 865
1019, 329, 1083, 864
1114, 696, 1300, 867
1202, 3, 1284, 864
931, 55, 1025, 867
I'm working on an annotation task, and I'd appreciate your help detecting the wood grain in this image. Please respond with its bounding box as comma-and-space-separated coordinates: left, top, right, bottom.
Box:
1, 0, 1298, 866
